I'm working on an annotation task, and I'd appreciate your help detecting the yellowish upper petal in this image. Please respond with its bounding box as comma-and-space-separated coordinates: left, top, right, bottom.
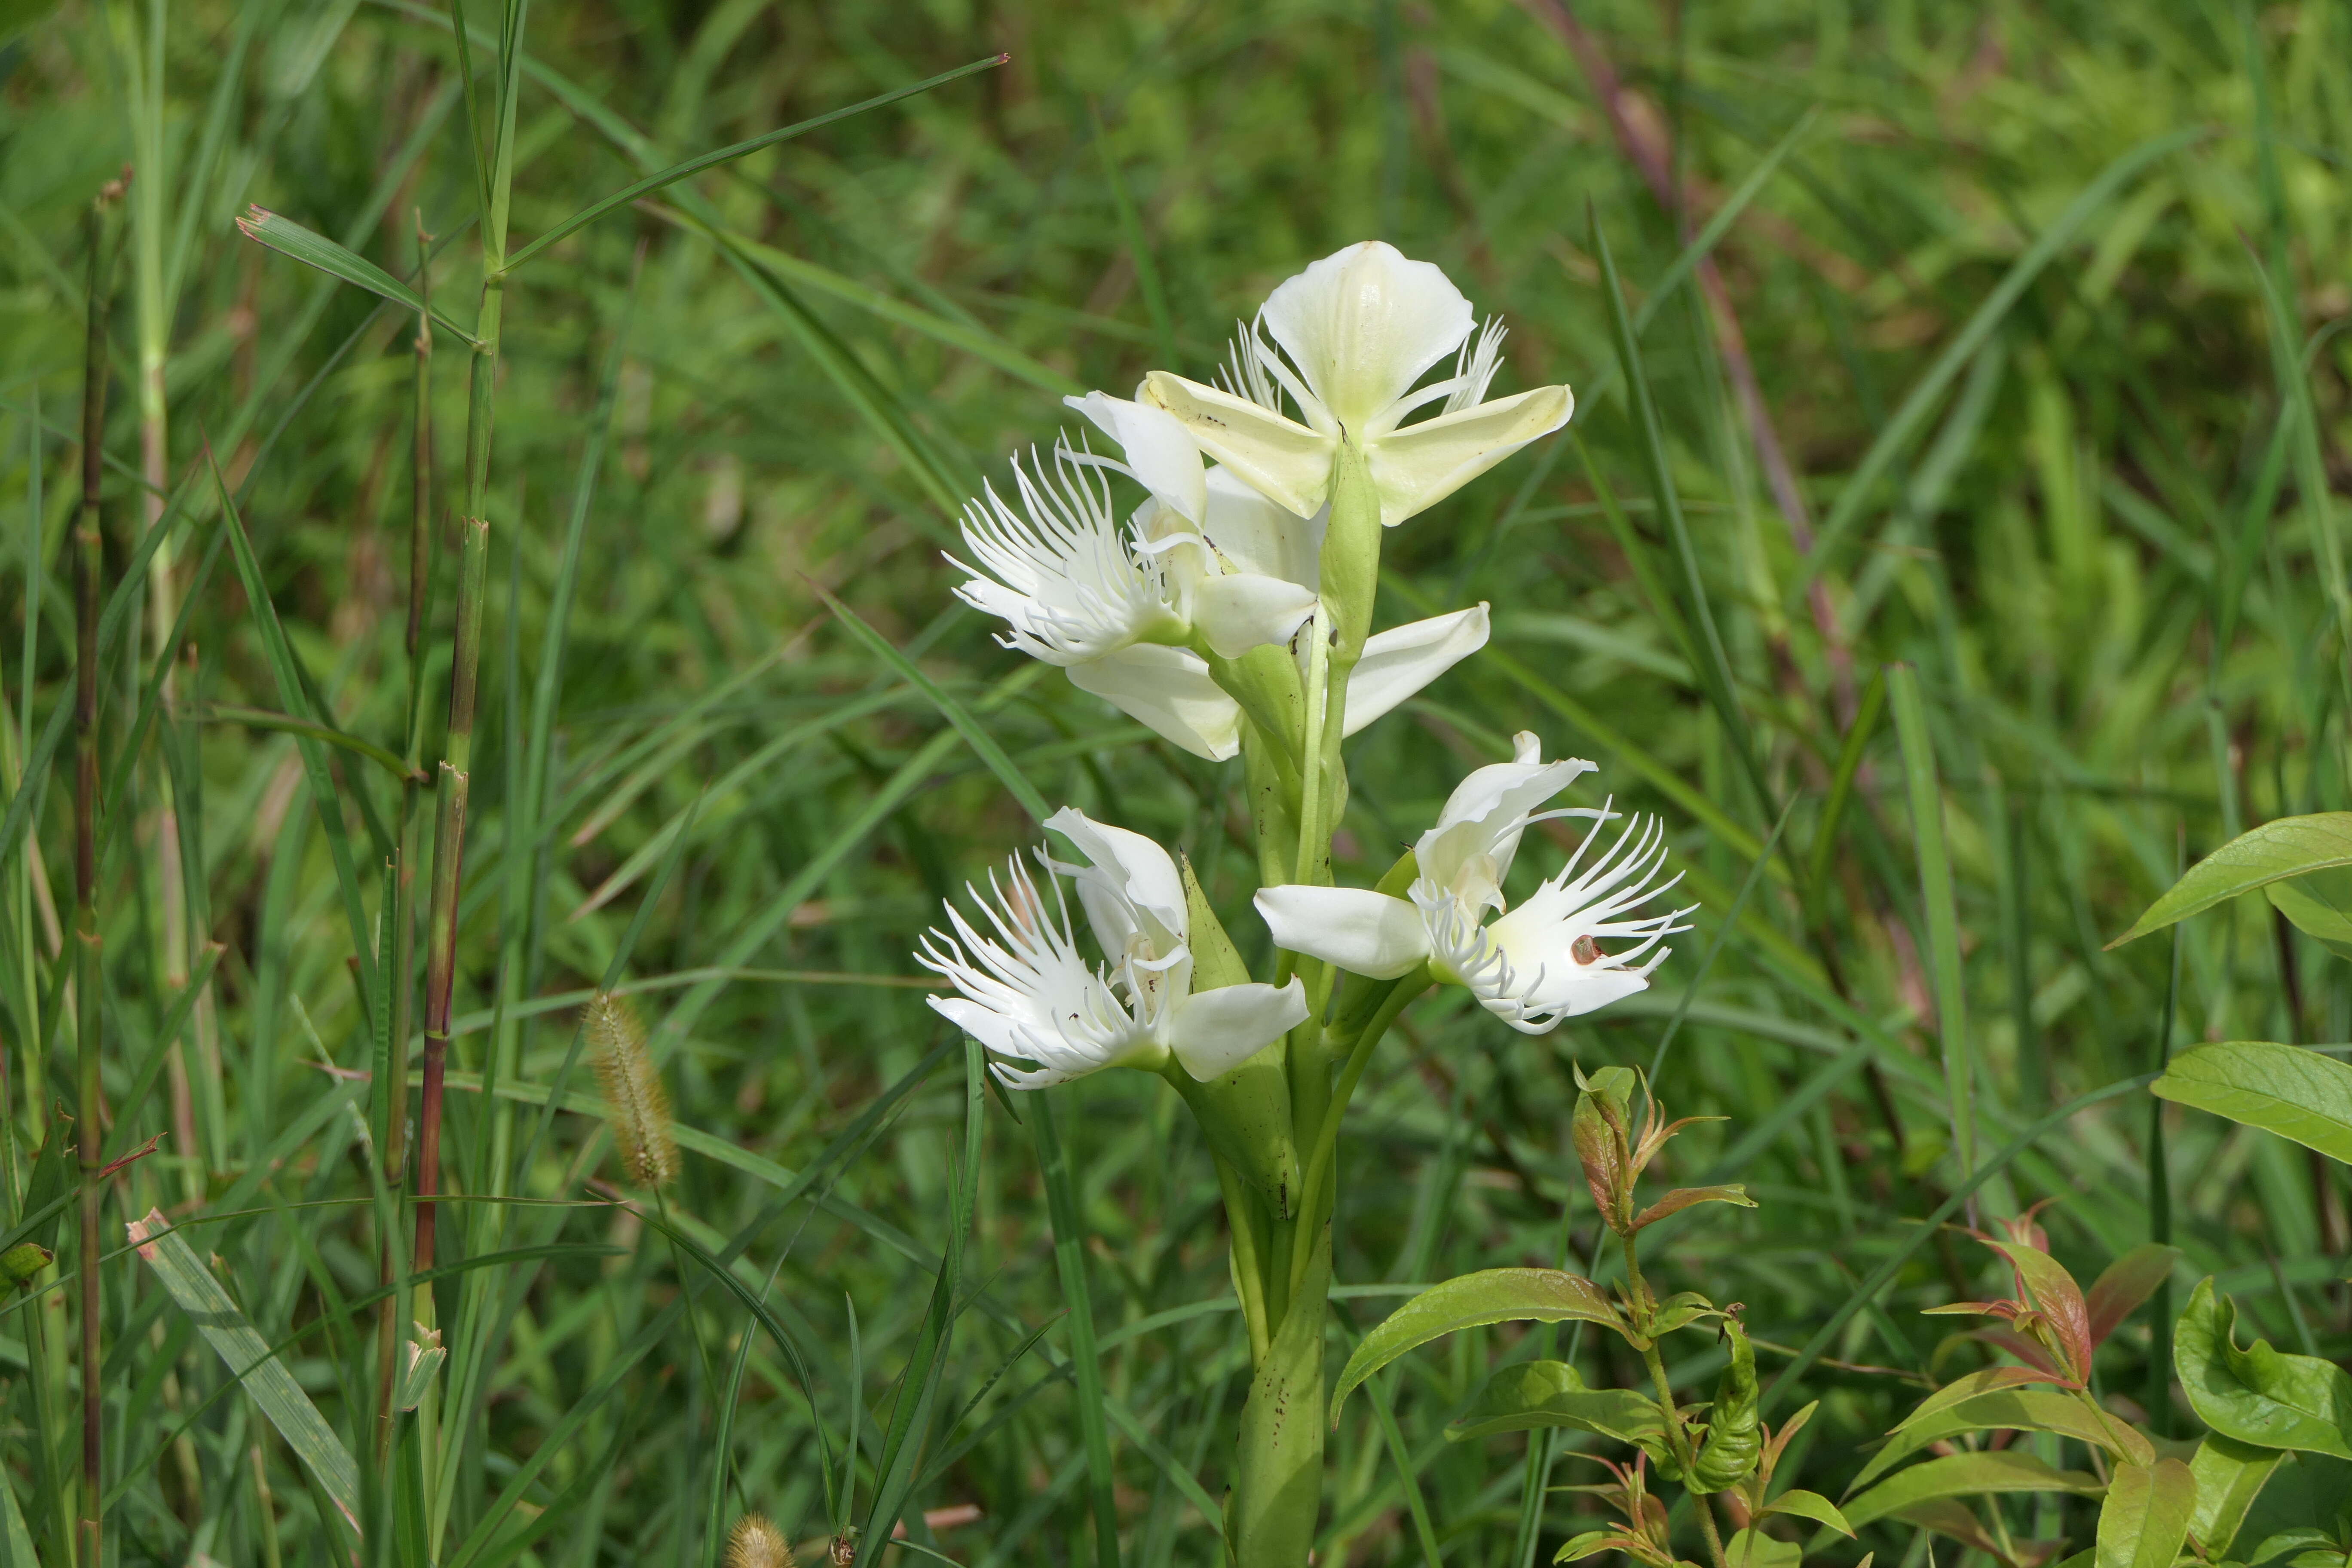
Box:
1366, 384, 1572, 526
1141, 371, 1337, 520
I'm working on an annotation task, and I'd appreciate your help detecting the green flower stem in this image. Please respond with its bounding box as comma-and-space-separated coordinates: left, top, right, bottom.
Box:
1210, 1154, 1273, 1364
1623, 1226, 1730, 1568
1289, 969, 1427, 1297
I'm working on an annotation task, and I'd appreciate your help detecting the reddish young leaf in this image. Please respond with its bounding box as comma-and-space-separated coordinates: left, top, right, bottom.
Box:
1987, 1240, 2092, 1382
2085, 1243, 2182, 1347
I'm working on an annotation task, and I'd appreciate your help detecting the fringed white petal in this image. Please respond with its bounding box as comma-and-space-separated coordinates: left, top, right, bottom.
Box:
949, 443, 1182, 665
917, 855, 1158, 1087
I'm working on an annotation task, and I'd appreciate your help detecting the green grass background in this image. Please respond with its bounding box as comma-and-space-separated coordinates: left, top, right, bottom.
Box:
2, 0, 2349, 1562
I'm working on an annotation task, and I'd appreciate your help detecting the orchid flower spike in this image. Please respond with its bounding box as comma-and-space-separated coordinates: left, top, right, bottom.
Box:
1256, 734, 1694, 1032
919, 807, 1308, 1087
1137, 241, 1572, 526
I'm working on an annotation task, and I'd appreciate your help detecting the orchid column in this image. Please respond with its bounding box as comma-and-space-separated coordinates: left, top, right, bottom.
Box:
917, 242, 1692, 1565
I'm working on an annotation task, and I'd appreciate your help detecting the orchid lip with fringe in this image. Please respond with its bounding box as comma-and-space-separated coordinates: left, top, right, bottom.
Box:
919, 808, 1306, 1087
1254, 732, 1695, 1034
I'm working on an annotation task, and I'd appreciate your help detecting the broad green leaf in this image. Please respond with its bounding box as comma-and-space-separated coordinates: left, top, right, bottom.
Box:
1854, 1381, 2151, 1491
2175, 1278, 2352, 1458
2112, 813, 2352, 946
2268, 868, 2352, 961
2154, 1041, 2352, 1164
2086, 1244, 2184, 1347
235, 206, 478, 344
1724, 1529, 1801, 1568
2232, 1451, 2352, 1544
2095, 1459, 2196, 1568
1445, 1360, 1668, 1449
128, 1209, 362, 1534
1758, 1489, 1854, 1536
1844, 1451, 2104, 1528
1334, 1269, 1629, 1417
2190, 1436, 2288, 1558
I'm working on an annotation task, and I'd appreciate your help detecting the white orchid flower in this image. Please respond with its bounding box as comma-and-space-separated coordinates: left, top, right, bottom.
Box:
1255, 734, 1693, 1032
946, 401, 1318, 668
1071, 599, 1491, 761
1138, 241, 1572, 526
919, 807, 1308, 1087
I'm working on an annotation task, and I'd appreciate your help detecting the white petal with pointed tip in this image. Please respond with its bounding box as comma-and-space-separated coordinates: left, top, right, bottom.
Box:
1368, 384, 1573, 526
1142, 372, 1335, 519
1167, 979, 1310, 1080
1065, 391, 1207, 525
1191, 573, 1320, 658
1202, 467, 1324, 589
1254, 885, 1430, 978
1044, 805, 1188, 954
1260, 241, 1474, 431
1341, 603, 1491, 736
1066, 644, 1243, 761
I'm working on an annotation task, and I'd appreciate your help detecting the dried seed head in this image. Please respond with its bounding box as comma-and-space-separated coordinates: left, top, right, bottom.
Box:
588, 992, 676, 1189
725, 1513, 795, 1568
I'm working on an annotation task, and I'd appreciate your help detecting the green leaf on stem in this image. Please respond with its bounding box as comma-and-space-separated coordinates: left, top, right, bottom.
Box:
2175, 1277, 2352, 1458
1756, 1489, 1854, 1536
1334, 1269, 1632, 1418
2188, 1436, 2286, 1559
1852, 1376, 2151, 1491
2153, 1041, 2352, 1166
234, 206, 478, 344
1445, 1361, 1667, 1449
1843, 1451, 2104, 1528
2267, 867, 2352, 960
2095, 1459, 2196, 1568
2110, 812, 2352, 946
1229, 1230, 1329, 1568
1721, 1530, 1801, 1568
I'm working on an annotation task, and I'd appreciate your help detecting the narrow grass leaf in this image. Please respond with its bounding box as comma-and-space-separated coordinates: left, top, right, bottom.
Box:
1889, 662, 1972, 1179
128, 1210, 364, 1533
234, 207, 478, 344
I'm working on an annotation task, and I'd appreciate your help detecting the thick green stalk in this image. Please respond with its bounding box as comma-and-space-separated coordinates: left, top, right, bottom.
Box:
73, 192, 116, 1568
1225, 435, 1393, 1568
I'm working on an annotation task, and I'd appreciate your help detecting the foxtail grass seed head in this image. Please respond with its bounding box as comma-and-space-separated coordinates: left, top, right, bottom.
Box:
588, 992, 676, 1189
724, 1513, 795, 1568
